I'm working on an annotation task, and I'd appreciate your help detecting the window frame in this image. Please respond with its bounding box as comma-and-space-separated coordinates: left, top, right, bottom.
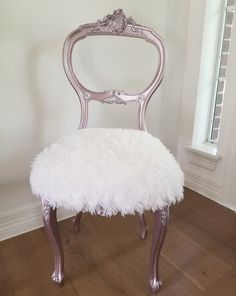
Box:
208, 0, 235, 143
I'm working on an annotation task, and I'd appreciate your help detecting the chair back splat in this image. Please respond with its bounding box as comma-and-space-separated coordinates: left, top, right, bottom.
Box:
62, 9, 166, 131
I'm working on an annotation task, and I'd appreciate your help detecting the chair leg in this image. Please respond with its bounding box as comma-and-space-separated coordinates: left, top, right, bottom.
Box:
42, 200, 64, 287
137, 213, 149, 239
149, 207, 169, 293
73, 212, 82, 232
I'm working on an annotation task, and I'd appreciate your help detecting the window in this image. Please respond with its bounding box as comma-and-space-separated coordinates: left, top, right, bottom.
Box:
208, 0, 235, 143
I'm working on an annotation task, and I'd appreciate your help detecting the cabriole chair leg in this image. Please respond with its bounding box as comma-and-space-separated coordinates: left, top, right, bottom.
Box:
137, 213, 149, 239
42, 200, 64, 287
73, 212, 82, 232
149, 207, 169, 293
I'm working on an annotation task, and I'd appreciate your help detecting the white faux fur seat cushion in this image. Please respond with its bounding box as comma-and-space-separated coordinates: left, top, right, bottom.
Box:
30, 128, 184, 216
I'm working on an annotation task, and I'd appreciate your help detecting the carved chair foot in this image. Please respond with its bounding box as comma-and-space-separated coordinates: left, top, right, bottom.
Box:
149, 207, 169, 293
150, 279, 162, 293
42, 200, 64, 288
52, 271, 64, 287
73, 212, 82, 232
137, 213, 149, 239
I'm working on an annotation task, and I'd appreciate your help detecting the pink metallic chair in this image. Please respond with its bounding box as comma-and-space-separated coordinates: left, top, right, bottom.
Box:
30, 9, 184, 293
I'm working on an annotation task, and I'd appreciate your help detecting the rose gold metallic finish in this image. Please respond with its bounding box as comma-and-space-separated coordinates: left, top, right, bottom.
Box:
67, 8, 166, 254
149, 207, 169, 293
42, 200, 64, 287
137, 213, 149, 239
73, 212, 83, 232
62, 9, 166, 131
42, 9, 168, 293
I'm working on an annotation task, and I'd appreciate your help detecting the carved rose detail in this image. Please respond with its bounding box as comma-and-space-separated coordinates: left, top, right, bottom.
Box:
104, 95, 127, 105
97, 9, 136, 33
160, 207, 169, 225
42, 200, 51, 222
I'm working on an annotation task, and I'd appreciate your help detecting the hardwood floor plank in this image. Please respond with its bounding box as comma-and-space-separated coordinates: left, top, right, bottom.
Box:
0, 188, 235, 295
171, 189, 236, 269
203, 269, 236, 296
0, 250, 13, 296
0, 235, 45, 296
162, 225, 231, 290
0, 229, 79, 296
60, 215, 148, 295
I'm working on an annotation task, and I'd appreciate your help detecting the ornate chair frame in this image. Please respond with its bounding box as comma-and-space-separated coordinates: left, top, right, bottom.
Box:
42, 9, 168, 293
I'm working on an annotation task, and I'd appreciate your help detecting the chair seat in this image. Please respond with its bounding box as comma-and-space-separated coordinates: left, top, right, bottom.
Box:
30, 128, 184, 216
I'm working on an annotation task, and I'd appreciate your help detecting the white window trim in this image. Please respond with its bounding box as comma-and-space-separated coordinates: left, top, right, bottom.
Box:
208, 0, 235, 143
185, 0, 228, 169
207, 0, 227, 143
186, 144, 222, 171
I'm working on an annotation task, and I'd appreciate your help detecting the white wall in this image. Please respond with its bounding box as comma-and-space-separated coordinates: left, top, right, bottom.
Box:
0, 0, 189, 239
177, 0, 236, 211
0, 0, 161, 185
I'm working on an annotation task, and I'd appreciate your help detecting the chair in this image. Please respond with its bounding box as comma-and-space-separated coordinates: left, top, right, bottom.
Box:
30, 9, 184, 293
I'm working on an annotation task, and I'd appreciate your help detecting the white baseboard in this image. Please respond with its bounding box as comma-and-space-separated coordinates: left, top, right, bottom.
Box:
0, 202, 74, 241
184, 168, 224, 200
183, 168, 236, 212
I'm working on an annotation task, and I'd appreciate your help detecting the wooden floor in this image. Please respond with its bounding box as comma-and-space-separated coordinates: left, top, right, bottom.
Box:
0, 188, 236, 296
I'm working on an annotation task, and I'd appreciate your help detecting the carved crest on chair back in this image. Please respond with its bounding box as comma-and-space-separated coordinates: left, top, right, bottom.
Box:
97, 9, 136, 33
103, 89, 127, 105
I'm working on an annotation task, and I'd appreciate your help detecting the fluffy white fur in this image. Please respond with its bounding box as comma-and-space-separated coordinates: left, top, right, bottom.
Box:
30, 128, 184, 216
